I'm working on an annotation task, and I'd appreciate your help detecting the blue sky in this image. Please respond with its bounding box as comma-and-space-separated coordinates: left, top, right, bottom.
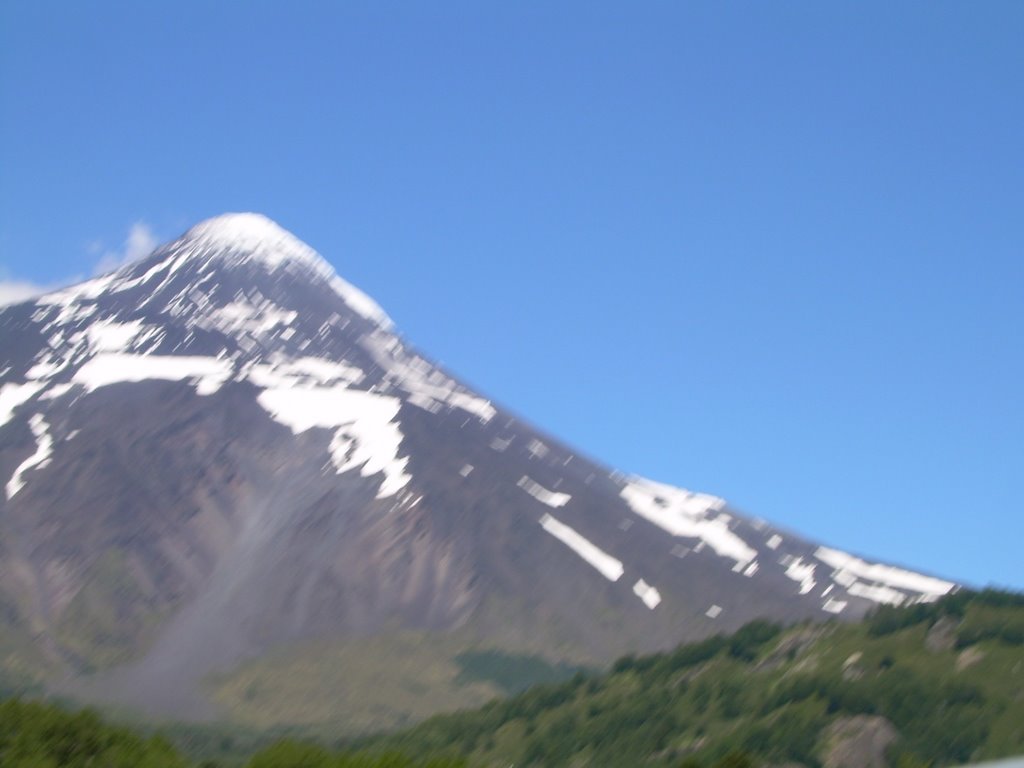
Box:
1, 2, 1021, 589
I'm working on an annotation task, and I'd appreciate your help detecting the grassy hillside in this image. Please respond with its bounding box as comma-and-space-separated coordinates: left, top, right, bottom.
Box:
357, 589, 1024, 767
209, 630, 589, 733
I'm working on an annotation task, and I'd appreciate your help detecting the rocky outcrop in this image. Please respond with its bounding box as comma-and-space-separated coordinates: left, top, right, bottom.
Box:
822, 715, 899, 768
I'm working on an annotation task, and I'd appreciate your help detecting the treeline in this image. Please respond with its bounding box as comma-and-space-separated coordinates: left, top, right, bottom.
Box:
866, 588, 1024, 642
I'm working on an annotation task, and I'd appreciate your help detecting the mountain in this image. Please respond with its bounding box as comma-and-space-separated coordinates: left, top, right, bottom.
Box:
0, 213, 956, 726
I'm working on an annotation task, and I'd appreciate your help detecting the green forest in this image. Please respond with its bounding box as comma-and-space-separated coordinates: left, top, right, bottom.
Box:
2, 590, 1022, 767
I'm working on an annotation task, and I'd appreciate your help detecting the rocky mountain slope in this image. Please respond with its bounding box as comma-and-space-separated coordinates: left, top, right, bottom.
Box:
0, 213, 955, 723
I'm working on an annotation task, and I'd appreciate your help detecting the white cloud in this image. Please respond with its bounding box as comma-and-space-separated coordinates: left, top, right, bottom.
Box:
0, 221, 159, 307
93, 222, 158, 275
0, 279, 54, 307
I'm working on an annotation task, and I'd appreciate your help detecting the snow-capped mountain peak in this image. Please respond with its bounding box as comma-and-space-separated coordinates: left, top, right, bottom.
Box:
163, 213, 393, 330
182, 212, 324, 270
173, 212, 356, 298
0, 214, 957, 720
4, 214, 493, 501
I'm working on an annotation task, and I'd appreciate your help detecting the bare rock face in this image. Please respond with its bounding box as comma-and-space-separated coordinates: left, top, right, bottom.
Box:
757, 626, 828, 672
925, 615, 959, 652
841, 651, 865, 681
957, 646, 986, 672
0, 214, 960, 719
823, 716, 900, 768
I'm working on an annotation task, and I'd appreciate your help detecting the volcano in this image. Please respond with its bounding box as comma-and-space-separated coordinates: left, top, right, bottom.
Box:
0, 213, 955, 724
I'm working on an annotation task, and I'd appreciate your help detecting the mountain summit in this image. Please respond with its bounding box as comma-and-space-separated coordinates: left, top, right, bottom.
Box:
184, 212, 328, 267
0, 215, 955, 723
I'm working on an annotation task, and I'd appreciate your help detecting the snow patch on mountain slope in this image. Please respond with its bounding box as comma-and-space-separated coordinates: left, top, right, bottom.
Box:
822, 598, 848, 614
0, 382, 44, 427
539, 513, 624, 582
36, 273, 119, 311
255, 386, 410, 498
39, 383, 75, 401
362, 332, 496, 423
619, 477, 757, 568
26, 358, 68, 380
73, 354, 233, 395
245, 356, 364, 389
86, 319, 148, 352
23, 320, 166, 392
527, 439, 549, 459
109, 253, 182, 296
6, 414, 53, 499
781, 556, 817, 595
197, 298, 297, 337
328, 277, 393, 330
633, 579, 662, 609
814, 546, 954, 603
518, 476, 571, 508
847, 582, 906, 606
